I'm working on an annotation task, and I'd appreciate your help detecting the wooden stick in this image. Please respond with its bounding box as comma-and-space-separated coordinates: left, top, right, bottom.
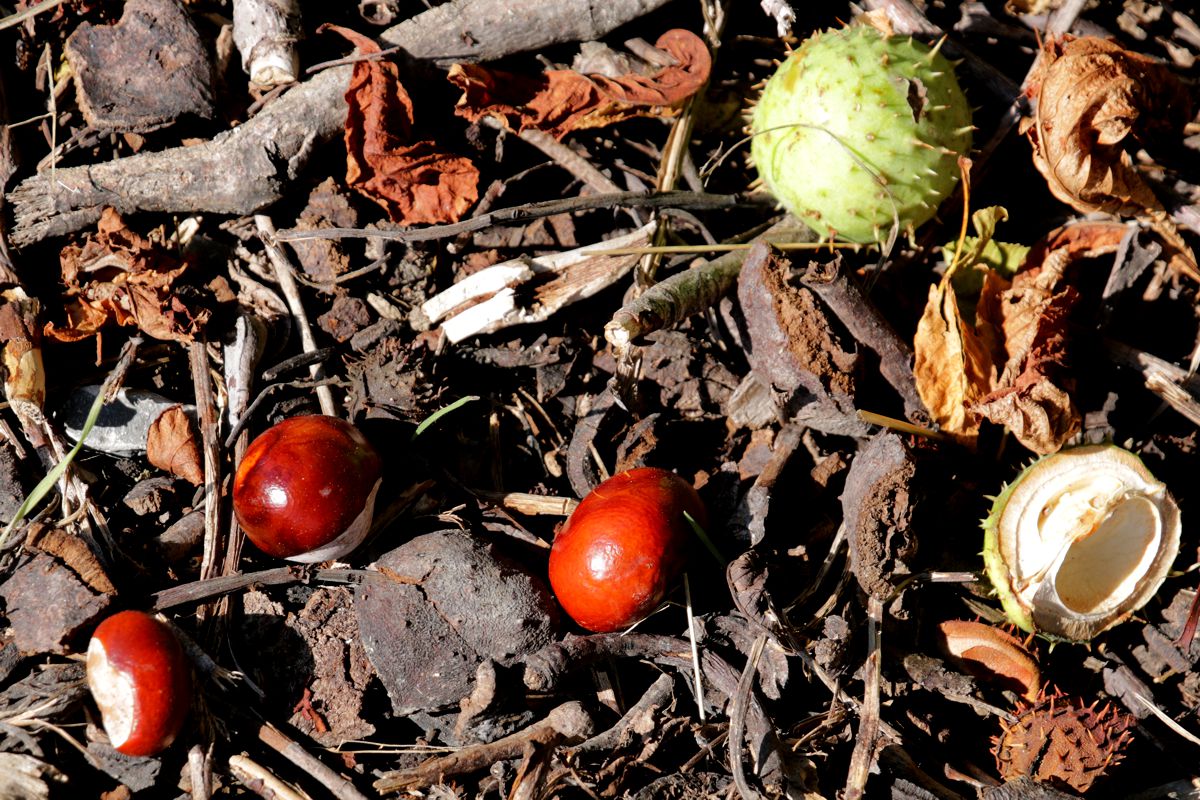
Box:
254, 216, 336, 417
257, 722, 368, 800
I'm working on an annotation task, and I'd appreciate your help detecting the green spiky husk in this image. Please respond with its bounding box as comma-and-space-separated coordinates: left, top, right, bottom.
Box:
983, 464, 1036, 635
751, 26, 972, 243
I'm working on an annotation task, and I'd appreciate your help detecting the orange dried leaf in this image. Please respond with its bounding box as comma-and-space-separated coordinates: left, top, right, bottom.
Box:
1022, 36, 1197, 280
448, 29, 711, 140
912, 271, 996, 445
147, 405, 204, 486
326, 24, 479, 226
936, 620, 1040, 701
44, 208, 209, 348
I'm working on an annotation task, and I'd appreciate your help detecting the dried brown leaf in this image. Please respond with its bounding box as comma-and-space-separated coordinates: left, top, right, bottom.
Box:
44, 208, 209, 349
1022, 36, 1197, 279
937, 620, 1040, 701
326, 25, 479, 226
448, 29, 711, 140
146, 404, 203, 486
913, 271, 997, 445
971, 222, 1127, 454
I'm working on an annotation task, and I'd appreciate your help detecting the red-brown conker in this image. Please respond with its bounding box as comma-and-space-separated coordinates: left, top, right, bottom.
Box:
233, 415, 383, 562
86, 610, 190, 757
548, 467, 707, 632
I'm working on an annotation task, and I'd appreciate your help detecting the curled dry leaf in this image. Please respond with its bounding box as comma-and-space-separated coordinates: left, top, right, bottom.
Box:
936, 620, 1039, 701
915, 210, 1127, 454
448, 29, 711, 140
1021, 36, 1198, 280
325, 25, 479, 226
146, 405, 204, 486
913, 209, 1004, 446
973, 221, 1128, 453
45, 208, 209, 350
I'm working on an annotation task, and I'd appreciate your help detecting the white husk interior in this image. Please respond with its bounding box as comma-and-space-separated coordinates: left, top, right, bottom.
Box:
86, 638, 134, 747
999, 450, 1168, 619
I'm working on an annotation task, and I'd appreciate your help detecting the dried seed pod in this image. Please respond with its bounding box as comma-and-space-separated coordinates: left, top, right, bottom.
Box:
936, 620, 1039, 701
983, 444, 1181, 641
993, 689, 1134, 794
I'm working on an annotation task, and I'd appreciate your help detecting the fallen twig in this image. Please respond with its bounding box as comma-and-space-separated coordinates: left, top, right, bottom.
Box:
373, 702, 594, 794
604, 215, 809, 353
844, 595, 884, 800
1106, 339, 1200, 427
254, 215, 336, 416
281, 191, 770, 244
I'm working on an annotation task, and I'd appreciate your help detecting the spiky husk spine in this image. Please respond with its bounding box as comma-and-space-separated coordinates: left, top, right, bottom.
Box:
993, 689, 1134, 794
750, 26, 972, 243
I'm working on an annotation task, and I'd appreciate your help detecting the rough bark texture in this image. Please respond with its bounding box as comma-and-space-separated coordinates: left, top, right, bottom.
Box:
841, 432, 921, 600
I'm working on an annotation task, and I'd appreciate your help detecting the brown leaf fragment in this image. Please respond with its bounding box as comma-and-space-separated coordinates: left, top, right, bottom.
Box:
325, 25, 479, 226
973, 280, 1080, 455
45, 208, 209, 347
972, 221, 1126, 454
936, 620, 1040, 701
448, 29, 711, 140
146, 405, 203, 486
1022, 36, 1198, 280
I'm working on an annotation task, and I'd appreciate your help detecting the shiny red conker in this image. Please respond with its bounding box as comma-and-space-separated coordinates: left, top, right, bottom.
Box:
233, 415, 383, 562
548, 467, 707, 632
86, 610, 190, 757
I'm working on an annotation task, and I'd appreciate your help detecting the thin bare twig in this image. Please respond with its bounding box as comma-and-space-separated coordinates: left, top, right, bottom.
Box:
278, 191, 769, 244
258, 722, 369, 800
844, 595, 884, 800
254, 216, 336, 417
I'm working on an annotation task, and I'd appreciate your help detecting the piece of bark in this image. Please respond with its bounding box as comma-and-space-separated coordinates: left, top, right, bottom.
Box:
0, 290, 46, 448
0, 754, 66, 800
356, 530, 560, 716
9, 0, 673, 246
378, 0, 673, 65
65, 0, 214, 132
0, 439, 26, 523
0, 553, 113, 655
981, 777, 1078, 800
737, 243, 866, 437
799, 256, 927, 425
841, 432, 922, 600
86, 742, 163, 792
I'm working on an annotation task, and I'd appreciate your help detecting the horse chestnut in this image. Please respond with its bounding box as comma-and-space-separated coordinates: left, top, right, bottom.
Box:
86, 610, 190, 756
233, 415, 383, 562
548, 467, 707, 632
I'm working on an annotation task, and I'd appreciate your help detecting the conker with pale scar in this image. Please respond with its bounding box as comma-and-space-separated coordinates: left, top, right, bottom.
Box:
86, 610, 190, 757
233, 415, 383, 562
548, 467, 707, 633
